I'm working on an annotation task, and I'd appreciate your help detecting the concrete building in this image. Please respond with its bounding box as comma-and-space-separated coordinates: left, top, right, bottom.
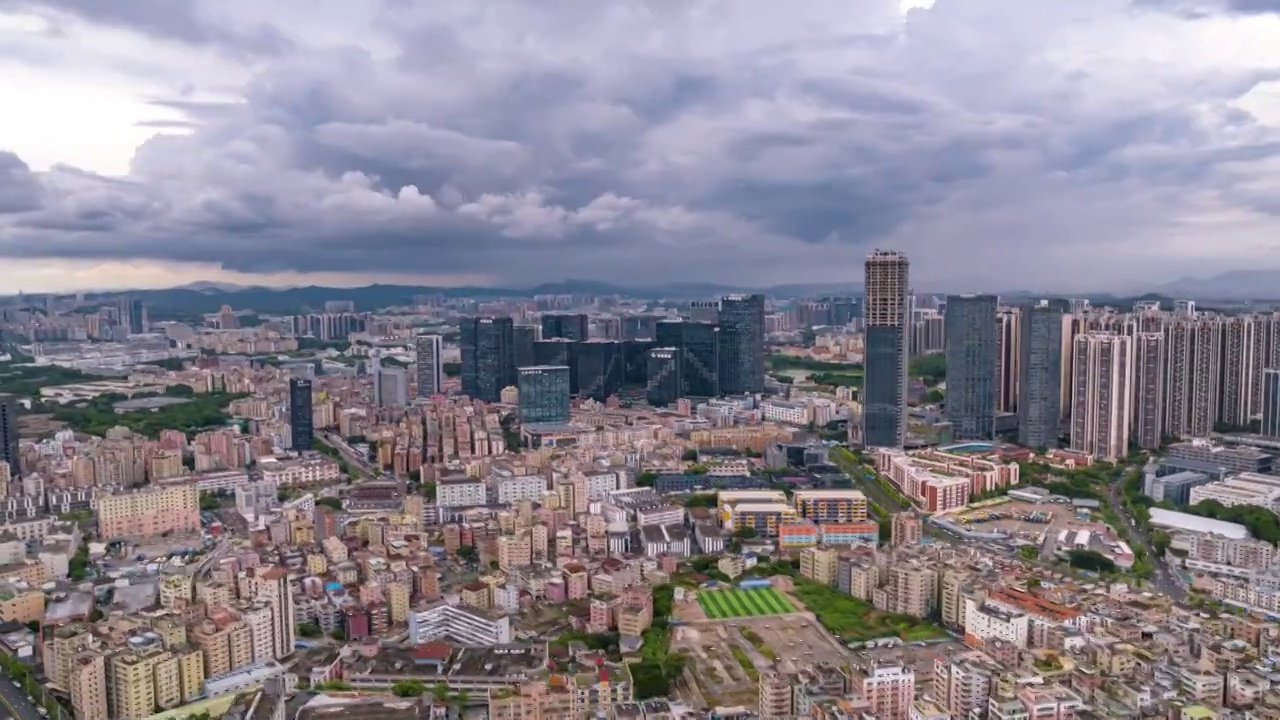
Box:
1143, 469, 1211, 506
1069, 332, 1132, 461
857, 663, 916, 720
1164, 317, 1222, 439
407, 601, 512, 645
374, 364, 409, 408
1188, 472, 1280, 511
963, 598, 1030, 648
436, 476, 487, 508
1167, 439, 1272, 475
791, 489, 869, 523
96, 484, 200, 540
799, 547, 839, 586
863, 250, 910, 448
891, 512, 922, 547
1132, 332, 1165, 450
996, 307, 1021, 414
759, 671, 794, 719
415, 334, 444, 398
69, 651, 109, 720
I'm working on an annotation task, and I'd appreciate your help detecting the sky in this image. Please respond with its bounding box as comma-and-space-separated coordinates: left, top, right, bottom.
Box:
3, 0, 1280, 294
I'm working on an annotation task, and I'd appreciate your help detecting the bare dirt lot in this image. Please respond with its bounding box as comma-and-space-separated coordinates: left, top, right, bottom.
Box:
670, 614, 849, 710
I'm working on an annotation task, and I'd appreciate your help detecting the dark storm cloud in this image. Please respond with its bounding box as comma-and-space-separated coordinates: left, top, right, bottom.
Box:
1226, 0, 1280, 11
4, 0, 1280, 287
0, 152, 43, 214
1133, 0, 1280, 14
0, 0, 295, 56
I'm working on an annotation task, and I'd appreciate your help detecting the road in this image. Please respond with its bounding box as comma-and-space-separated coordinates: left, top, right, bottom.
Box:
1103, 481, 1187, 600
0, 672, 48, 720
320, 433, 376, 476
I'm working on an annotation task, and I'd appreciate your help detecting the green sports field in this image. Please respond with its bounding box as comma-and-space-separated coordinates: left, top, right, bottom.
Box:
698, 587, 796, 619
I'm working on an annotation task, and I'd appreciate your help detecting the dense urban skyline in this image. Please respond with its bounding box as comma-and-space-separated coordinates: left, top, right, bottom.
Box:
5, 0, 1280, 292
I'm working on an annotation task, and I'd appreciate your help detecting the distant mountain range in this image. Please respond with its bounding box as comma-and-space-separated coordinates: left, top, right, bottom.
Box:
58, 280, 870, 316
12, 270, 1280, 316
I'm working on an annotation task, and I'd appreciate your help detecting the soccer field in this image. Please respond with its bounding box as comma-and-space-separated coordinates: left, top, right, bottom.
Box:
698, 587, 796, 619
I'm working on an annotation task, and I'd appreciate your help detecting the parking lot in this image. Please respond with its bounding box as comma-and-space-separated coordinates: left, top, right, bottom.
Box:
670, 614, 850, 710
953, 500, 1115, 559
850, 639, 968, 678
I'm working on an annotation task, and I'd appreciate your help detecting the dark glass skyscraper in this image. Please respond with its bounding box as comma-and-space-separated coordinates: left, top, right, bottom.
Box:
862, 250, 910, 448
655, 320, 719, 398
944, 294, 998, 440
541, 313, 589, 341
717, 294, 765, 395
518, 366, 571, 424
622, 339, 657, 387
513, 325, 537, 370
1263, 368, 1280, 439
288, 378, 313, 452
1018, 300, 1066, 448
573, 340, 624, 401
460, 316, 516, 402
645, 347, 682, 407
533, 339, 575, 372
0, 393, 18, 477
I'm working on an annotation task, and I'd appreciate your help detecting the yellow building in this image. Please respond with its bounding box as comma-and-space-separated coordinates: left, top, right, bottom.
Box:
0, 581, 44, 624
306, 553, 328, 576
96, 484, 200, 540
107, 638, 184, 720
799, 547, 839, 587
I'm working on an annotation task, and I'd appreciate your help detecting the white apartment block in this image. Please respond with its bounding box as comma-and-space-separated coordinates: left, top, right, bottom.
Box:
584, 472, 621, 500
1189, 472, 1280, 512
495, 474, 548, 505
759, 399, 810, 426
963, 598, 1030, 648
257, 457, 341, 487
437, 478, 488, 508
407, 602, 512, 645
189, 470, 251, 493
1069, 332, 1132, 461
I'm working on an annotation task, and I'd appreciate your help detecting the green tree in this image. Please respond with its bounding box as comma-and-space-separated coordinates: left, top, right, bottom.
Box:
393, 679, 427, 697
315, 497, 343, 511
199, 492, 221, 511
1017, 545, 1039, 561
1067, 549, 1116, 573
732, 527, 758, 540
681, 494, 718, 508
909, 354, 947, 384
297, 622, 323, 638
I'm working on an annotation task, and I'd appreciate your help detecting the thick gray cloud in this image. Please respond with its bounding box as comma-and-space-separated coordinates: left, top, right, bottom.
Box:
0, 0, 294, 56
3, 0, 1280, 289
